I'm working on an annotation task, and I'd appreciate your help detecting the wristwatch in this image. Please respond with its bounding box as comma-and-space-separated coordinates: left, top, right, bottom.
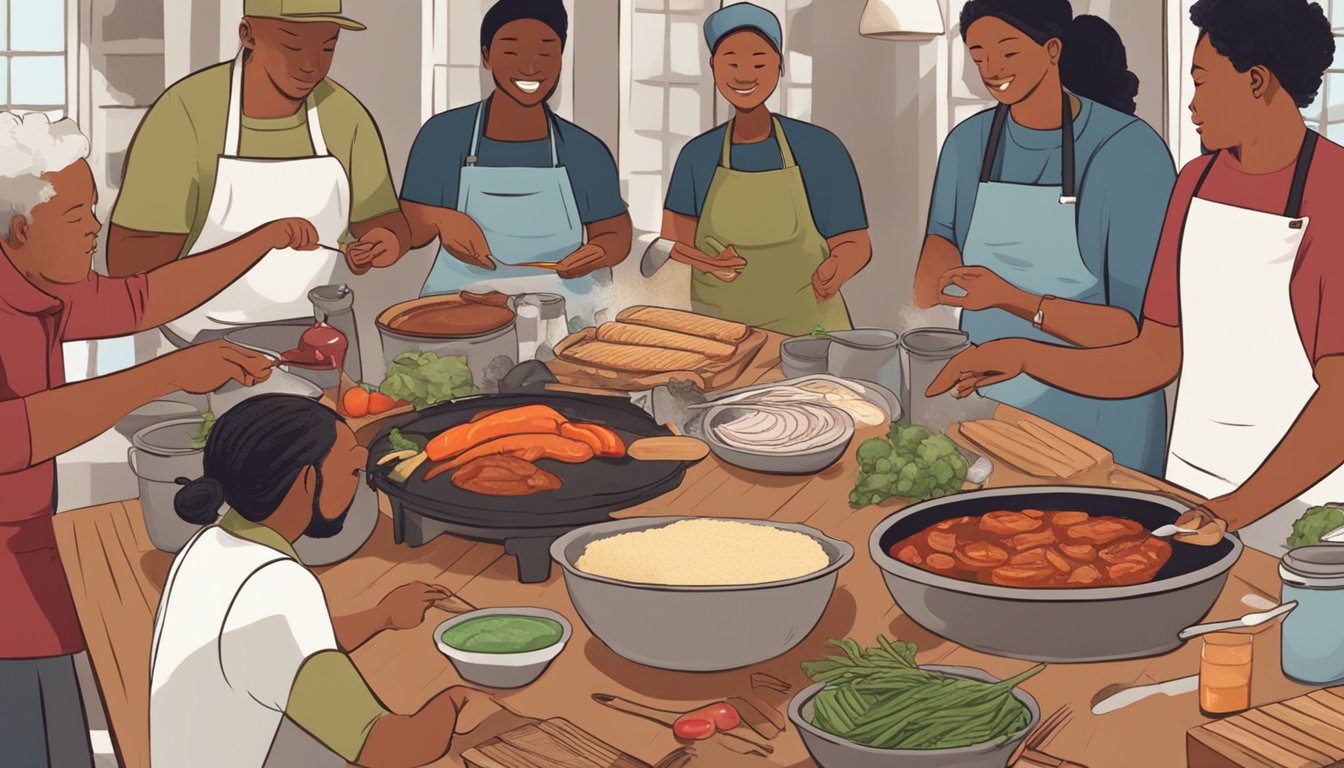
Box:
1032, 295, 1055, 330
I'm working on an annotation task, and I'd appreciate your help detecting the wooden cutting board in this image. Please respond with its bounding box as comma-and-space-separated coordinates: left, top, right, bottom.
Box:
547, 327, 768, 393
949, 404, 1114, 486
1187, 688, 1344, 768
462, 718, 691, 768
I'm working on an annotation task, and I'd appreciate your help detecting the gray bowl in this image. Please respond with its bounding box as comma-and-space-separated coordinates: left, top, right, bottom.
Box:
789, 666, 1039, 768
870, 486, 1243, 662
552, 517, 853, 671
781, 336, 832, 378
433, 607, 571, 689
700, 403, 855, 475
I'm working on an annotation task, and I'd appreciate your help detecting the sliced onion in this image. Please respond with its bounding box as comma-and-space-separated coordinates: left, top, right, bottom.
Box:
712, 402, 853, 454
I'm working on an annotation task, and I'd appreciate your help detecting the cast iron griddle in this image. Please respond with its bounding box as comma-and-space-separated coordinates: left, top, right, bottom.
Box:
367, 393, 698, 582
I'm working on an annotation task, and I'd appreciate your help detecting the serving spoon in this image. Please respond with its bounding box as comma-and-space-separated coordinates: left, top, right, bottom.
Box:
1149, 524, 1199, 538
1177, 601, 1297, 641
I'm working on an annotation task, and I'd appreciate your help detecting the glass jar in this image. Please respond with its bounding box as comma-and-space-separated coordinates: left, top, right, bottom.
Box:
1280, 545, 1344, 684
1200, 632, 1253, 717
901, 327, 997, 433
513, 293, 569, 362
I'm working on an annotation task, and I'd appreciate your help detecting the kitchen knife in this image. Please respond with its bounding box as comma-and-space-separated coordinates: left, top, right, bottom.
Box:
1090, 675, 1198, 715
640, 238, 674, 278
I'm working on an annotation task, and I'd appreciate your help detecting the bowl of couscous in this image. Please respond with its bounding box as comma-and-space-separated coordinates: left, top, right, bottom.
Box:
550, 517, 853, 672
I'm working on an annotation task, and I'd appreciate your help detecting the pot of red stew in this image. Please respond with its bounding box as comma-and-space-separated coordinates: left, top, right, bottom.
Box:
869, 486, 1242, 663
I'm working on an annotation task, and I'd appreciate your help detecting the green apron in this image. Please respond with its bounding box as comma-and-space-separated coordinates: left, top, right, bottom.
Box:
692, 117, 852, 335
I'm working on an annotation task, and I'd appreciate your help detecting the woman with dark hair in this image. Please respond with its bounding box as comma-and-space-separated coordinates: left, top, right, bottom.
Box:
399, 0, 632, 327
913, 0, 1175, 475
149, 395, 487, 768
656, 3, 872, 335
931, 0, 1344, 556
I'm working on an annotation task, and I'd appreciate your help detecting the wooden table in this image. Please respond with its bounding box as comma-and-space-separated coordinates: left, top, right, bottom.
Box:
55, 337, 1319, 768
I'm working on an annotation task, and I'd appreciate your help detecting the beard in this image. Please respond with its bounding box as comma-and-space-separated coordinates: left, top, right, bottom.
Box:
302, 469, 350, 539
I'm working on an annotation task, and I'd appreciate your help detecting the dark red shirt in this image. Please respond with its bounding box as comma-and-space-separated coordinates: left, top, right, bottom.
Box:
0, 250, 147, 658
1143, 140, 1344, 363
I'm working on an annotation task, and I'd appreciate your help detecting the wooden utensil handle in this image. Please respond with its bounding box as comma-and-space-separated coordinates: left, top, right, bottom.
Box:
592, 694, 682, 727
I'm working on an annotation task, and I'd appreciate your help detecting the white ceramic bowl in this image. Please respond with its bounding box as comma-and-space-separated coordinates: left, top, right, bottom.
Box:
433, 607, 571, 689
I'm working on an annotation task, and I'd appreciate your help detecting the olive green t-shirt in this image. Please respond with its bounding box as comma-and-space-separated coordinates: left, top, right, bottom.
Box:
111, 61, 400, 258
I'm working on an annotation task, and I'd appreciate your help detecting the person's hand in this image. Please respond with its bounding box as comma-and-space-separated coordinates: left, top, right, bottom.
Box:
376, 581, 453, 631
936, 266, 1026, 312
1174, 504, 1231, 546
157, 341, 274, 394
438, 211, 495, 270
555, 243, 609, 279
346, 227, 404, 275
812, 255, 859, 302
259, 218, 320, 252
924, 339, 1031, 399
447, 686, 497, 734
669, 242, 746, 282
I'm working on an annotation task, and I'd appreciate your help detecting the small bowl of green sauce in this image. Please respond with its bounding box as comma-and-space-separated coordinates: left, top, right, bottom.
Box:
433, 607, 572, 689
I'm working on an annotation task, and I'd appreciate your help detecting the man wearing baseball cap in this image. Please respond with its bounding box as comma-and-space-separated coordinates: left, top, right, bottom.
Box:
106, 0, 410, 346
658, 2, 872, 335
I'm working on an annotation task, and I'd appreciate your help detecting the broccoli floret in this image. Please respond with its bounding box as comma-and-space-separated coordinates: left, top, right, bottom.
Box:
1287, 506, 1344, 549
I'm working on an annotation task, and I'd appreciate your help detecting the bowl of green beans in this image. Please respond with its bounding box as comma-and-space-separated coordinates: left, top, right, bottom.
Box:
788, 638, 1042, 768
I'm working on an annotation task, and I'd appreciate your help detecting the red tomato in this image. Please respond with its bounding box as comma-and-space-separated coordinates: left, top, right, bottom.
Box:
673, 716, 715, 741
694, 703, 741, 731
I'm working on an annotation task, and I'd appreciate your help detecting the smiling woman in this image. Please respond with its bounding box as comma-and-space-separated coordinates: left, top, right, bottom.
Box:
655, 2, 872, 336
911, 0, 1176, 477
400, 0, 632, 327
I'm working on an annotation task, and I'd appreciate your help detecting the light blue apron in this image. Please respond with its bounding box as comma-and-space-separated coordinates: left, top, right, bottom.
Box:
420, 99, 608, 325
957, 95, 1166, 475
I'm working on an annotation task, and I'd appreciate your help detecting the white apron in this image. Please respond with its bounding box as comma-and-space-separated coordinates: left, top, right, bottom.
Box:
163, 52, 349, 344
1166, 131, 1344, 554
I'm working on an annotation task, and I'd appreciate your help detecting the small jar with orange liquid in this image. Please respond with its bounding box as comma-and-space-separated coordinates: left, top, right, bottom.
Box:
1200, 632, 1253, 717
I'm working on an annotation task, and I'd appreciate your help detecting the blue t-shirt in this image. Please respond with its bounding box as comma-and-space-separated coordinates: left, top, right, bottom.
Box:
927, 98, 1176, 320
664, 116, 868, 239
401, 99, 627, 225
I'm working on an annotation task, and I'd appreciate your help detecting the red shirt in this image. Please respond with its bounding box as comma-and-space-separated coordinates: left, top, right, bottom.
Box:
0, 251, 148, 658
1143, 140, 1344, 363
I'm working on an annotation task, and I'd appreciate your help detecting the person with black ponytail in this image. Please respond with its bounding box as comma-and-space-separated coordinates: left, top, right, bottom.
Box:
913, 0, 1175, 476
932, 0, 1344, 557
150, 395, 487, 768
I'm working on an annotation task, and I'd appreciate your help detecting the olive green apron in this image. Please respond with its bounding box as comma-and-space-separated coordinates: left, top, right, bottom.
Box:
692, 117, 852, 335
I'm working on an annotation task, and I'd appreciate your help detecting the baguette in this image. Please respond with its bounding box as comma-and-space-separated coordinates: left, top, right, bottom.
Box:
561, 340, 709, 373
616, 306, 749, 344
595, 322, 736, 359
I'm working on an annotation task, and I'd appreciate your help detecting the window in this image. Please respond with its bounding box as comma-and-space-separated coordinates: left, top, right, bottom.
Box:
2, 0, 67, 118
1302, 0, 1344, 142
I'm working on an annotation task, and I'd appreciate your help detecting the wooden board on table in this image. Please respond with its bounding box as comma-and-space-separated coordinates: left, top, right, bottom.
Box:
547, 328, 768, 393
949, 404, 1115, 486
1187, 688, 1344, 768
462, 718, 668, 768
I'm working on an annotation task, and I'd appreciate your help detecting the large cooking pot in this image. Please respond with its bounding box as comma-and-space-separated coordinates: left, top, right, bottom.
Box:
869, 486, 1243, 662
129, 417, 213, 553
376, 294, 519, 393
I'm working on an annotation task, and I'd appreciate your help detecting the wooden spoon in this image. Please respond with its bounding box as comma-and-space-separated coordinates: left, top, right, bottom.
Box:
627, 436, 710, 461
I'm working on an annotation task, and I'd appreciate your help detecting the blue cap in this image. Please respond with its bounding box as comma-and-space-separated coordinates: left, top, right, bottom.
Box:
703, 3, 783, 53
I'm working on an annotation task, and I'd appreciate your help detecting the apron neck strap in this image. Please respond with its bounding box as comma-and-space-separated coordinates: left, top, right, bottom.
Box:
979, 92, 1077, 202
1285, 129, 1318, 219
720, 116, 796, 170
225, 51, 328, 158
1193, 130, 1319, 220
469, 95, 561, 168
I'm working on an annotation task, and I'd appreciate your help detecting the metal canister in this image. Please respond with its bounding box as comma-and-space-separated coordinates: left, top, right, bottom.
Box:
310, 284, 362, 383
1280, 545, 1344, 684
901, 327, 997, 432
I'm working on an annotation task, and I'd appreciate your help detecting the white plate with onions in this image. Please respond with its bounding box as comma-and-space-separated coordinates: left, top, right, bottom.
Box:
702, 401, 856, 475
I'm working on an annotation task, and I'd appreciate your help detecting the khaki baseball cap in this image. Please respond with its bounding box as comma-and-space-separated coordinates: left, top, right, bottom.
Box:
243, 0, 366, 31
